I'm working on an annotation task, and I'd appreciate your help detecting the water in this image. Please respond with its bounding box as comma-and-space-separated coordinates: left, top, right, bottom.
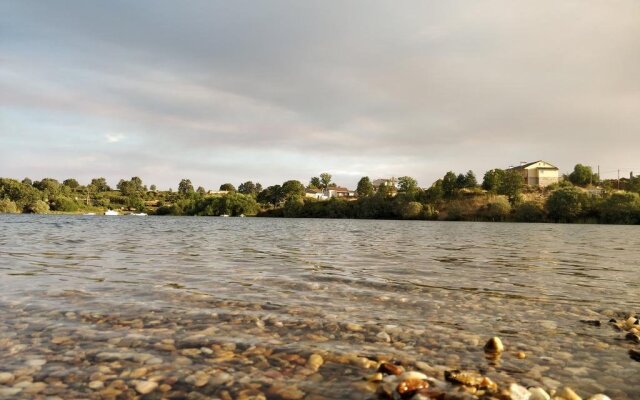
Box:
0, 215, 638, 399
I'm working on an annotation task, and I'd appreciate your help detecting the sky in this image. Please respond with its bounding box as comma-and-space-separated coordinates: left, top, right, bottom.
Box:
1, 1, 639, 190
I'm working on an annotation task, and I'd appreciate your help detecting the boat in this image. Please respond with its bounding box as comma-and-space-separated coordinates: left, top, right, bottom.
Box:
104, 210, 119, 216
220, 214, 230, 217
130, 212, 148, 216
83, 213, 96, 216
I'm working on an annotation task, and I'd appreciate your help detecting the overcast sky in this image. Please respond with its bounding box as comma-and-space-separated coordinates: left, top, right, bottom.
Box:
1, 1, 639, 190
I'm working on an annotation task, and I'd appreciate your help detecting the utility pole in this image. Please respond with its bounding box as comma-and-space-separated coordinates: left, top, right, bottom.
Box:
597, 165, 600, 184
618, 169, 620, 190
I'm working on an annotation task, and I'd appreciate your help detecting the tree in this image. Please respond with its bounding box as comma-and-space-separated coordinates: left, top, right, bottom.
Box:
90, 177, 110, 192
455, 173, 467, 189
568, 164, 595, 187
514, 202, 546, 222
33, 178, 61, 197
0, 199, 19, 213
238, 181, 258, 196
356, 177, 374, 197
149, 184, 157, 192
281, 180, 305, 200
27, 200, 50, 214
442, 172, 458, 198
309, 177, 322, 189
599, 192, 640, 224
320, 173, 333, 190
545, 187, 587, 222
63, 178, 80, 191
464, 170, 478, 188
257, 185, 284, 207
118, 177, 145, 197
219, 183, 236, 192
398, 176, 418, 193
482, 169, 504, 192
499, 169, 524, 204
197, 186, 206, 195
178, 179, 195, 196
21, 178, 33, 186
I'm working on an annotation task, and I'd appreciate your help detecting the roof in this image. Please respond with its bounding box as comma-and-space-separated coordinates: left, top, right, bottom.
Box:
327, 187, 351, 192
509, 160, 559, 170
305, 188, 323, 193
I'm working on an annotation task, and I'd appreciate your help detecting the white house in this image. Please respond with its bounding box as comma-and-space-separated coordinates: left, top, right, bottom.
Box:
324, 187, 357, 199
508, 160, 559, 187
305, 188, 328, 200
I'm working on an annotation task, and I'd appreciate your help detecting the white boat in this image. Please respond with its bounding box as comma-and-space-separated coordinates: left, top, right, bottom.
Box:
220, 214, 230, 217
83, 213, 96, 216
130, 212, 148, 216
104, 210, 119, 216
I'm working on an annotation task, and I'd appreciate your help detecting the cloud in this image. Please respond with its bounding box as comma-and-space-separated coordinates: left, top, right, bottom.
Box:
105, 133, 125, 143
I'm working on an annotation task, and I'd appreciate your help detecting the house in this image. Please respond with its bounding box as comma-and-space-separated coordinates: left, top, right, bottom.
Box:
372, 178, 397, 189
508, 160, 559, 187
324, 186, 357, 199
305, 188, 328, 200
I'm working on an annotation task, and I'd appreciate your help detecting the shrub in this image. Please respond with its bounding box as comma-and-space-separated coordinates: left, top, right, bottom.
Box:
27, 200, 50, 214
514, 202, 546, 222
477, 197, 511, 221
0, 198, 19, 213
545, 187, 587, 222
598, 192, 640, 224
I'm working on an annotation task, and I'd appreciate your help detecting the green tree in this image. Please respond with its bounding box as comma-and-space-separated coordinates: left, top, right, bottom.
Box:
568, 164, 595, 187
219, 183, 236, 192
281, 180, 305, 200
178, 179, 195, 196
21, 178, 32, 186
482, 169, 505, 192
149, 184, 157, 192
34, 178, 61, 197
63, 178, 80, 191
455, 174, 467, 189
356, 177, 374, 197
27, 200, 50, 214
545, 187, 587, 222
422, 180, 444, 203
118, 177, 145, 197
477, 197, 511, 222
309, 177, 322, 189
442, 172, 458, 198
398, 176, 418, 193
238, 181, 258, 196
257, 185, 284, 207
196, 186, 206, 195
499, 169, 524, 203
320, 173, 333, 190
464, 170, 478, 188
90, 177, 110, 192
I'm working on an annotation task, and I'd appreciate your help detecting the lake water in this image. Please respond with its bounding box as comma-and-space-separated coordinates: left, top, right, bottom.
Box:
0, 215, 638, 399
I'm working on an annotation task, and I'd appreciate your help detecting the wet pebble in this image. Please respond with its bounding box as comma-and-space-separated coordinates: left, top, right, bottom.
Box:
135, 380, 158, 395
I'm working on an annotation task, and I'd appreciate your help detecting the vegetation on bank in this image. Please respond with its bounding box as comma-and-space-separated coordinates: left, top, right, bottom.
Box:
1, 164, 640, 224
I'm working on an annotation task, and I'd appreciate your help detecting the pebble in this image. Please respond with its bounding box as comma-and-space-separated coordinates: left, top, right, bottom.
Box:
376, 331, 391, 342
484, 336, 504, 353
508, 383, 531, 400
130, 367, 148, 379
307, 354, 324, 371
345, 323, 363, 332
528, 387, 551, 400
0, 372, 14, 385
135, 380, 158, 395
557, 386, 582, 400
396, 377, 428, 398
586, 395, 611, 400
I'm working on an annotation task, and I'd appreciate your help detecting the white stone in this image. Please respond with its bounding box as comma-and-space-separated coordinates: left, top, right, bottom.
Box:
528, 387, 551, 400
376, 331, 391, 342
587, 395, 611, 400
398, 371, 428, 381
0, 372, 14, 385
508, 383, 531, 400
135, 380, 158, 395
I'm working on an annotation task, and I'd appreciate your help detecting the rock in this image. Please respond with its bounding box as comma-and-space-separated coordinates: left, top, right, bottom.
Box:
345, 323, 363, 332
398, 371, 428, 381
508, 383, 531, 400
130, 368, 148, 379
307, 354, 324, 371
378, 362, 404, 376
396, 378, 428, 398
528, 387, 550, 400
586, 395, 611, 400
89, 380, 104, 390
186, 372, 210, 387
557, 386, 582, 400
516, 351, 527, 359
484, 337, 504, 354
0, 387, 22, 397
540, 320, 558, 330
444, 370, 484, 387
25, 359, 47, 368
376, 331, 391, 342
629, 349, 640, 362
135, 380, 158, 395
23, 382, 47, 394
625, 332, 640, 343
209, 371, 233, 386
0, 372, 15, 385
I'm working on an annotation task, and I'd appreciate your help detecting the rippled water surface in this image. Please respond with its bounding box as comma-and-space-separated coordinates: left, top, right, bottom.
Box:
0, 215, 639, 399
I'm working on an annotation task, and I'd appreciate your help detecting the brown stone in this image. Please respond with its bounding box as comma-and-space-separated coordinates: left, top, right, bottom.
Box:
396, 378, 429, 398
378, 362, 404, 375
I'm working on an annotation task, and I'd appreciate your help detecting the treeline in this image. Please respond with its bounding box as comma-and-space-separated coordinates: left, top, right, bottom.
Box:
2, 165, 640, 224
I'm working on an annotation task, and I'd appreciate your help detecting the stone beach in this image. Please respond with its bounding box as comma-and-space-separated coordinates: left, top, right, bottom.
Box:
1, 216, 639, 399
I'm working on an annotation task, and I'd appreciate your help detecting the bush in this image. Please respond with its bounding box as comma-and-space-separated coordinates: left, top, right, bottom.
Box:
598, 192, 640, 224
0, 198, 19, 213
545, 187, 587, 222
514, 202, 546, 222
50, 196, 79, 212
27, 200, 50, 214
477, 197, 511, 221
397, 201, 423, 219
